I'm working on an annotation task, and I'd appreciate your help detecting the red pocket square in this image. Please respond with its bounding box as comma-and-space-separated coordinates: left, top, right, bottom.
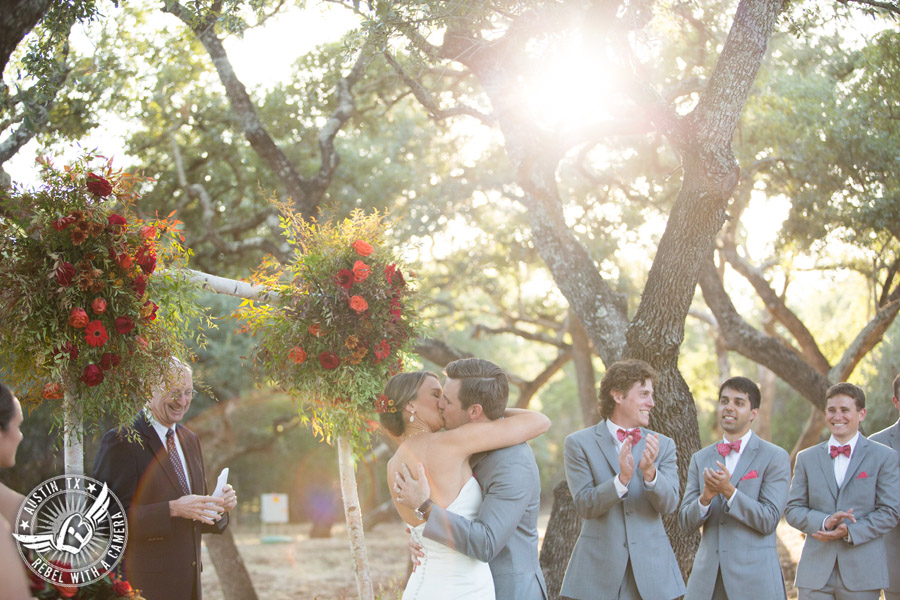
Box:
740, 470, 758, 481
857, 471, 868, 479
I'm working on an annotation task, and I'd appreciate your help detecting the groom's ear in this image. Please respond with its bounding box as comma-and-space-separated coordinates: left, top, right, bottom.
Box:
468, 404, 484, 420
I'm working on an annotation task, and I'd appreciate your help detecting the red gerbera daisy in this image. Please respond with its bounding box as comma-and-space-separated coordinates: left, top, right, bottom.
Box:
84, 320, 109, 347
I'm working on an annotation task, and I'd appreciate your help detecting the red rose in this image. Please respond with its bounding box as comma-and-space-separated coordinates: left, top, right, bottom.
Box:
375, 339, 391, 360
42, 382, 65, 400
349, 295, 368, 314
374, 394, 392, 414
100, 353, 121, 370
318, 352, 340, 370
352, 260, 370, 282
115, 316, 135, 334
69, 307, 89, 329
133, 274, 147, 297
141, 300, 159, 321
352, 240, 374, 256
91, 297, 108, 314
385, 263, 405, 287
52, 215, 77, 231
84, 320, 109, 347
79, 364, 104, 387
55, 262, 76, 286
111, 577, 133, 595
140, 225, 157, 240
334, 269, 355, 290
86, 173, 113, 197
308, 324, 323, 337
136, 244, 157, 275
287, 346, 307, 364
53, 342, 79, 361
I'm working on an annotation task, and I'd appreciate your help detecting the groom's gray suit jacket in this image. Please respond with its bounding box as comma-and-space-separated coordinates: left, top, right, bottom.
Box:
869, 420, 900, 595
423, 442, 548, 600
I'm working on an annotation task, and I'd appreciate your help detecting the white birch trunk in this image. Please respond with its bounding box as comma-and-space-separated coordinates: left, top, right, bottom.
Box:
337, 435, 374, 600
64, 391, 83, 476
182, 269, 274, 302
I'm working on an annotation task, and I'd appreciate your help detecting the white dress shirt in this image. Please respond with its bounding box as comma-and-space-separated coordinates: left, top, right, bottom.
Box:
607, 418, 657, 498
698, 429, 754, 516
147, 410, 192, 494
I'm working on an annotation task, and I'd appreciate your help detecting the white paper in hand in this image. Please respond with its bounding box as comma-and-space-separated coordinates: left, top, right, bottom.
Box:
212, 467, 229, 498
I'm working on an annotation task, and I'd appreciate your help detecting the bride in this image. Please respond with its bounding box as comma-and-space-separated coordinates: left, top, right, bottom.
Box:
379, 368, 550, 599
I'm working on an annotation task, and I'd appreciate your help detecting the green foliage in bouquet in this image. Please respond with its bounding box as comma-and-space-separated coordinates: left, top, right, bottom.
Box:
238, 206, 425, 452
0, 153, 202, 434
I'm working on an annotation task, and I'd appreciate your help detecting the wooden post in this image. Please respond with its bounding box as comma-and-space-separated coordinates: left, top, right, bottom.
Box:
337, 435, 374, 600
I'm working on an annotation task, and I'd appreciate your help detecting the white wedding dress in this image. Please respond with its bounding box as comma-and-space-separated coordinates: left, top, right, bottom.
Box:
402, 476, 495, 600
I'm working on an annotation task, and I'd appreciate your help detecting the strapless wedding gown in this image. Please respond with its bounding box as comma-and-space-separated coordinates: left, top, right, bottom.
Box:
401, 477, 495, 600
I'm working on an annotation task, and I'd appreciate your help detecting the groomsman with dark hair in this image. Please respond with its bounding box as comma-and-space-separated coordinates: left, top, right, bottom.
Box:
870, 373, 900, 600
560, 359, 685, 600
786, 382, 900, 600
679, 376, 791, 600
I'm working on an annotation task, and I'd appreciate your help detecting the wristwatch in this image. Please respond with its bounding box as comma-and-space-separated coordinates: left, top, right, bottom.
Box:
414, 498, 434, 520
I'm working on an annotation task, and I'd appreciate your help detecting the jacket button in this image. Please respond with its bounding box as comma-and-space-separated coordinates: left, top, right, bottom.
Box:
192, 561, 197, 567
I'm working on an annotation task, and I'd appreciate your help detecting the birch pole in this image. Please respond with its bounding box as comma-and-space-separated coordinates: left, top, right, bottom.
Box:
63, 391, 84, 476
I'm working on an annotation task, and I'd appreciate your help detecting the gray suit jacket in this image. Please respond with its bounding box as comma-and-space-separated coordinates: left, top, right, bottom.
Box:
560, 422, 685, 600
870, 420, 900, 594
679, 432, 790, 600
785, 435, 900, 592
423, 442, 548, 600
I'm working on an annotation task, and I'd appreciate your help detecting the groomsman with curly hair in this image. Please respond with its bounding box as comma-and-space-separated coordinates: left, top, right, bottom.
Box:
679, 376, 791, 599
560, 359, 685, 600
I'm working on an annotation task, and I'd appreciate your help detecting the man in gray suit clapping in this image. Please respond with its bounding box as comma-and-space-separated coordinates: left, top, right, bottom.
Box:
679, 376, 791, 600
560, 358, 685, 600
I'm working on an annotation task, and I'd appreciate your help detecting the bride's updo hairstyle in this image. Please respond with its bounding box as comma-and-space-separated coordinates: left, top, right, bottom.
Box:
0, 383, 14, 432
379, 371, 439, 436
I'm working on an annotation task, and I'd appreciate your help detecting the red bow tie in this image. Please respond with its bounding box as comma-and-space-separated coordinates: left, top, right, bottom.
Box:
716, 440, 742, 457
830, 444, 851, 459
616, 428, 642, 445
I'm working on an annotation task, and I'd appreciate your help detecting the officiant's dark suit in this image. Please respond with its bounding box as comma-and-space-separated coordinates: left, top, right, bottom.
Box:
92, 364, 231, 600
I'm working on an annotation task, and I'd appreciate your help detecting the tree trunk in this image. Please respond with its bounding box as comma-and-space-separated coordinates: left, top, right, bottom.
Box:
539, 480, 582, 600
0, 0, 51, 75
790, 405, 826, 467
204, 528, 258, 600
337, 435, 374, 600
570, 314, 599, 427
755, 363, 775, 441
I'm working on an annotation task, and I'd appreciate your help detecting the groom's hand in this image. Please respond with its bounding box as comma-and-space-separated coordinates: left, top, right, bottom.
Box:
405, 526, 425, 570
395, 463, 430, 510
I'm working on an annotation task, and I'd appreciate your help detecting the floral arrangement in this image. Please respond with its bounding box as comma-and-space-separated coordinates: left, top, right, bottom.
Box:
0, 153, 200, 431
238, 207, 425, 451
29, 571, 144, 599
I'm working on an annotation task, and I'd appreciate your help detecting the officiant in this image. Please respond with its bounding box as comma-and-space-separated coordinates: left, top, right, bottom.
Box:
92, 357, 237, 600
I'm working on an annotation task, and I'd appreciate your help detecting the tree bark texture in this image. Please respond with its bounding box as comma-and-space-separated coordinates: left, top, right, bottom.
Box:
539, 480, 582, 600
570, 314, 600, 427
204, 528, 259, 600
0, 0, 50, 74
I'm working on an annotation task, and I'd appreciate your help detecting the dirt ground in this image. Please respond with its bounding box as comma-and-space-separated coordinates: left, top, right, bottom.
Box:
200, 515, 808, 600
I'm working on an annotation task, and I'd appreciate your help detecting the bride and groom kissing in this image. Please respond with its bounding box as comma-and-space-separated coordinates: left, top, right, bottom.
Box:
382, 358, 550, 600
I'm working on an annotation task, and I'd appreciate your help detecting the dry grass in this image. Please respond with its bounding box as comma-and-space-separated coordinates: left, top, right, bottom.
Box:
201, 516, 807, 600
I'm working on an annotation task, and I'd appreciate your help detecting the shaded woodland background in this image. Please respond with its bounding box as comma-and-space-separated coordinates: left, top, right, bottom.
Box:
2, 0, 899, 598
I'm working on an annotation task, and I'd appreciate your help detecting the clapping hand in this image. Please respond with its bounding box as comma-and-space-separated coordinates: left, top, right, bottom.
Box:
618, 438, 636, 486
814, 509, 855, 542
700, 461, 735, 504
638, 433, 659, 482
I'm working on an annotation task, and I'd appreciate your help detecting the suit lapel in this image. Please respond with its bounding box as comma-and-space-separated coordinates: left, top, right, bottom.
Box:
841, 435, 869, 491
595, 421, 622, 473
730, 433, 759, 484
814, 442, 839, 499
178, 426, 204, 495
139, 411, 188, 495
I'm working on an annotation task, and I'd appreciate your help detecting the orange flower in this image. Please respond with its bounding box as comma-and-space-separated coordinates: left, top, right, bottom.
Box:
352, 240, 374, 256
349, 295, 368, 314
308, 324, 323, 337
42, 382, 65, 400
352, 260, 370, 282
91, 297, 107, 314
344, 335, 360, 350
69, 307, 89, 329
287, 346, 307, 364
140, 225, 157, 240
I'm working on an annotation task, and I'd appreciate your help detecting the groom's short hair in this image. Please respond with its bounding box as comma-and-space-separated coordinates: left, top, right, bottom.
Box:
445, 358, 509, 420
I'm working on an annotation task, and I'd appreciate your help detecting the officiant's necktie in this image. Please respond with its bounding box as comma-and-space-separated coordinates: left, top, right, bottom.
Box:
166, 428, 190, 495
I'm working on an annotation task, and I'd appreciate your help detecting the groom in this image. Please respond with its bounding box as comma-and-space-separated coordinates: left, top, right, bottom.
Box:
394, 357, 548, 599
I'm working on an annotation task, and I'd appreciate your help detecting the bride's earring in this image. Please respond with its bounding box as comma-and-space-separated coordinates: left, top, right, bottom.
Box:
409, 408, 415, 423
